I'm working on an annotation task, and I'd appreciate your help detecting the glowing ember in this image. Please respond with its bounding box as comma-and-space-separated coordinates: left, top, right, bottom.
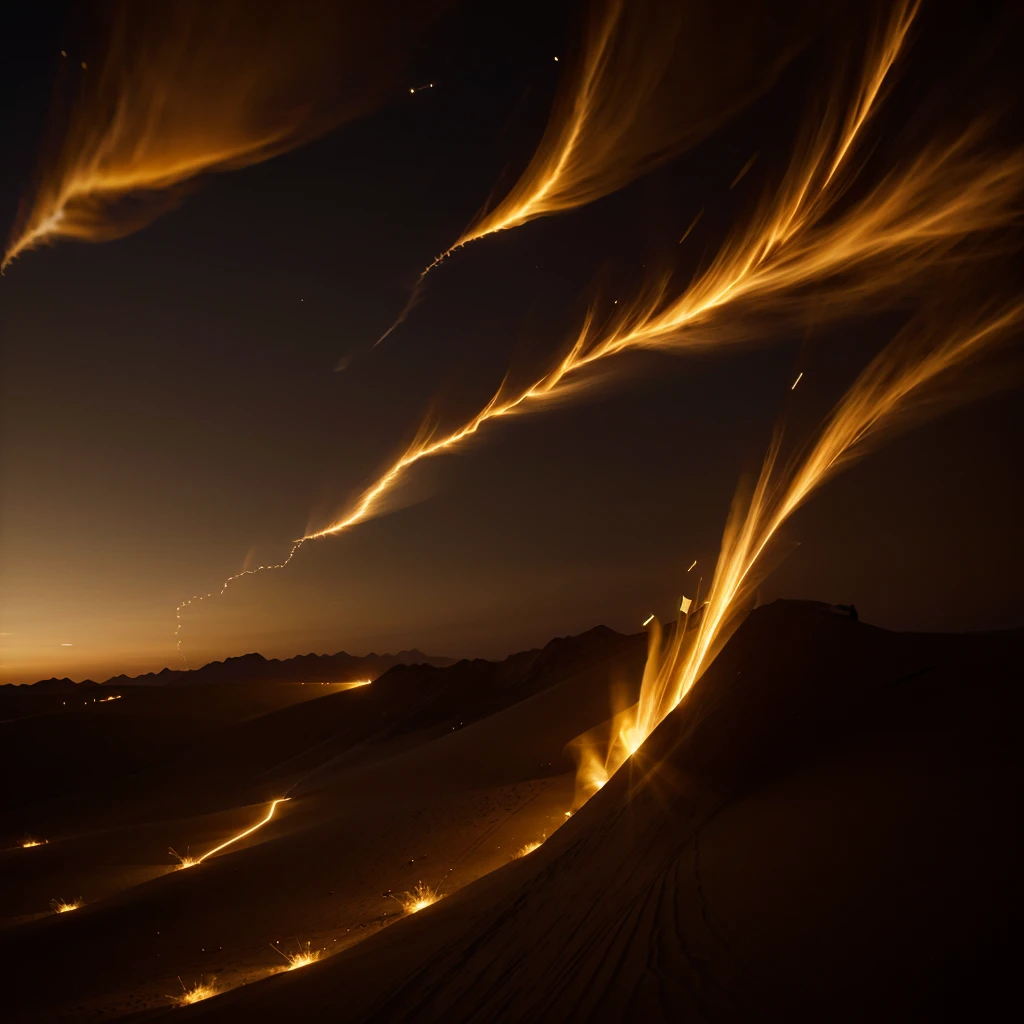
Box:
272, 939, 322, 970
169, 797, 288, 869
395, 881, 441, 914
50, 898, 82, 914
22, 838, 46, 849
174, 977, 215, 1006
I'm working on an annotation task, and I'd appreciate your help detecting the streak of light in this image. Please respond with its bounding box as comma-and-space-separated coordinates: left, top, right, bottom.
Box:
22, 838, 46, 849
371, 0, 819, 346
393, 881, 441, 914
50, 898, 82, 913
310, 2, 1020, 544
4, 3, 438, 269
730, 153, 758, 188
642, 614, 655, 626
687, 560, 697, 571
60, 643, 73, 647
170, 798, 288, 870
272, 939, 322, 970
175, 541, 303, 665
791, 371, 804, 390
678, 208, 704, 245
584, 299, 1023, 793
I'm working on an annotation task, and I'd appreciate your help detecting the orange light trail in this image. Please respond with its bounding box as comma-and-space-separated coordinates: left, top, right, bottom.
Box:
372, 0, 817, 346
170, 798, 288, 870
4, 3, 434, 269
175, 542, 303, 665
309, 2, 1021, 543
272, 939, 322, 970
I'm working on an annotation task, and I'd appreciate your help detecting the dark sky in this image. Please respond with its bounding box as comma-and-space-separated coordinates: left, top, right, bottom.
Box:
1, 0, 1021, 684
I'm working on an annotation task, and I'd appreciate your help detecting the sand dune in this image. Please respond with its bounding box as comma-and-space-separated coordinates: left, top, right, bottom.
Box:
173, 601, 1020, 1022
0, 626, 643, 1020
2, 604, 1017, 1020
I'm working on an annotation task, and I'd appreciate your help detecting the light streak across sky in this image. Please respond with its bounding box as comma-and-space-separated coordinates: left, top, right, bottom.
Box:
372, 0, 820, 346
308, 1, 1021, 544
3, 2, 436, 269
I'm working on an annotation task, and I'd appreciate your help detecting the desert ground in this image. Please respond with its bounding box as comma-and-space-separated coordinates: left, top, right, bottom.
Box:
1, 601, 1018, 1022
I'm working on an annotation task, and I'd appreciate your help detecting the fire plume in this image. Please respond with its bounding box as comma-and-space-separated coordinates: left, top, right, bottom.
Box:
4, 1, 439, 269
591, 299, 1023, 789
170, 798, 288, 869
310, 1, 1021, 542
173, 977, 215, 1006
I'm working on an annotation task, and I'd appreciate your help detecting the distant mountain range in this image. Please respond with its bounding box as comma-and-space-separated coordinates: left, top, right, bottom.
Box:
8, 648, 456, 693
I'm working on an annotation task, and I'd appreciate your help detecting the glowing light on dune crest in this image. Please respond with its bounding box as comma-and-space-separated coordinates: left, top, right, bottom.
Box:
309, 0, 1020, 544
3, 4, 436, 269
272, 939, 322, 970
50, 898, 82, 913
513, 836, 546, 858
170, 798, 288, 870
394, 881, 441, 914
173, 977, 215, 1006
578, 301, 1023, 793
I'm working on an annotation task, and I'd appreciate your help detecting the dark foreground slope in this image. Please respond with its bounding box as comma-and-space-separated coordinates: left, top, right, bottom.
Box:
183, 601, 1021, 1023
0, 625, 644, 1020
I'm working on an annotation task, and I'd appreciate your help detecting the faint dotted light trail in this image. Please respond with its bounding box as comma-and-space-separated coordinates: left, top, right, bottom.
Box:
169, 797, 289, 870
174, 541, 304, 665
574, 299, 1023, 799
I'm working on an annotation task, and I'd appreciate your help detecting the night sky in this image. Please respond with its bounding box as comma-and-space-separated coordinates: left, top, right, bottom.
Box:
2, 0, 1021, 685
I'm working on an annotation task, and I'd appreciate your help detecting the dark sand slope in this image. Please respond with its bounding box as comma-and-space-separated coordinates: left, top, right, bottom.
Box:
0, 628, 644, 1020
182, 601, 1021, 1022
